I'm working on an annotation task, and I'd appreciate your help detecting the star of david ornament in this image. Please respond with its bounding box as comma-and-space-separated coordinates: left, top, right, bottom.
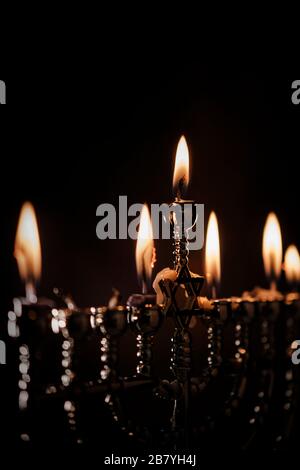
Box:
159, 264, 204, 324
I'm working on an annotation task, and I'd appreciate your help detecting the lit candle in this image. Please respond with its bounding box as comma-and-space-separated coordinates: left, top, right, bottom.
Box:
9, 201, 54, 342
262, 212, 283, 294
13, 202, 99, 444
283, 244, 300, 345
135, 203, 155, 295
192, 210, 221, 310
127, 203, 162, 377
284, 245, 300, 292
14, 202, 41, 303
170, 135, 197, 273
205, 211, 221, 300
153, 137, 182, 300
238, 214, 285, 440
283, 244, 300, 347
243, 212, 284, 301
200, 210, 225, 374
173, 135, 189, 202
8, 201, 59, 444
153, 136, 203, 308
201, 211, 252, 397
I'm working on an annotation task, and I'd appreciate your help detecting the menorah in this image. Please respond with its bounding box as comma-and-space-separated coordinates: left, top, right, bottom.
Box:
6, 213, 300, 454
4, 136, 300, 455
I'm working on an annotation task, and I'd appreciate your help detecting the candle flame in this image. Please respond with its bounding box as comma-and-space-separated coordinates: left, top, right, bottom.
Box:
14, 202, 41, 300
172, 135, 189, 199
205, 211, 221, 292
262, 212, 282, 282
284, 245, 300, 284
136, 204, 154, 293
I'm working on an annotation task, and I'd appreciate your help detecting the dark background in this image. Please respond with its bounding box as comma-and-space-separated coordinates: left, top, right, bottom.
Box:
0, 70, 299, 310
1, 63, 300, 458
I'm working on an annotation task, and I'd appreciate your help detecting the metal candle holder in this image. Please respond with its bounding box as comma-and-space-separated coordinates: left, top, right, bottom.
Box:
6, 285, 300, 451
95, 304, 127, 383
157, 199, 205, 447
8, 296, 57, 444
127, 294, 162, 377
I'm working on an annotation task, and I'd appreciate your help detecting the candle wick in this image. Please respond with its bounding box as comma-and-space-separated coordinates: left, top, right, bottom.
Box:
140, 262, 149, 295
26, 281, 37, 303
270, 280, 277, 292
142, 280, 148, 295
212, 285, 217, 300
176, 177, 185, 201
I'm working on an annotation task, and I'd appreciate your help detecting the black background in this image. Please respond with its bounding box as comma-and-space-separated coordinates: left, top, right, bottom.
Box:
1, 59, 300, 459
1, 70, 299, 311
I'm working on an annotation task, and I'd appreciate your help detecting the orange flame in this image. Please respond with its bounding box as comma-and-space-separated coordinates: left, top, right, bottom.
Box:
205, 212, 221, 297
14, 202, 41, 300
172, 135, 189, 199
284, 245, 300, 284
136, 204, 154, 293
262, 212, 282, 283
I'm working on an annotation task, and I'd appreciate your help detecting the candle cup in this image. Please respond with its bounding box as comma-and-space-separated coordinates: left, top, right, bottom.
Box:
7, 296, 58, 444
169, 200, 197, 232
188, 299, 229, 432
127, 294, 162, 378
259, 300, 282, 362
201, 300, 229, 376
92, 305, 129, 437
236, 298, 284, 449
54, 306, 98, 445
8, 297, 56, 339
220, 300, 253, 424
94, 305, 127, 383
208, 299, 256, 450
229, 299, 253, 373
271, 293, 300, 448
201, 298, 250, 375
57, 307, 98, 385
